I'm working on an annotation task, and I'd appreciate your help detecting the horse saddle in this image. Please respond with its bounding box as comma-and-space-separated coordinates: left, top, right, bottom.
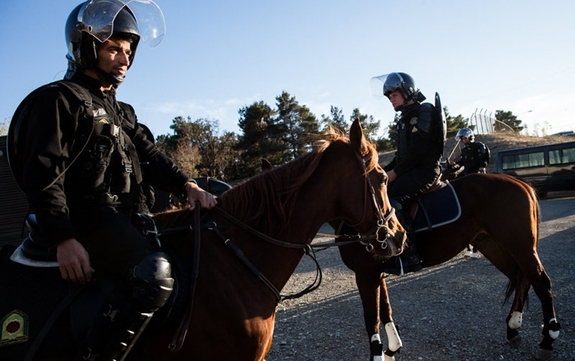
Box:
1, 224, 189, 360
409, 181, 461, 233
0, 244, 105, 359
10, 213, 160, 268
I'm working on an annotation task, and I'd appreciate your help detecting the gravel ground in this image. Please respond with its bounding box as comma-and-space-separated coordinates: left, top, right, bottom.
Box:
265, 193, 575, 361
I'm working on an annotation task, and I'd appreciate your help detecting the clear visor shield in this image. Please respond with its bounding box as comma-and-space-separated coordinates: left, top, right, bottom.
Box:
369, 73, 392, 99
79, 0, 165, 47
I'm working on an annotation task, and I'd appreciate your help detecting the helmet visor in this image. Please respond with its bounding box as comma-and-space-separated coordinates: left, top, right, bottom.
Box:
79, 0, 165, 47
369, 73, 393, 98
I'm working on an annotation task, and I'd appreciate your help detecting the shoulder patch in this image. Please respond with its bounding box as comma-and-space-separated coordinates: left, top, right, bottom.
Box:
0, 309, 29, 346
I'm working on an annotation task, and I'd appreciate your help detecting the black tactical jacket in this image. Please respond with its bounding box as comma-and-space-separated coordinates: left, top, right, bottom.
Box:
14, 74, 190, 246
456, 141, 490, 174
384, 102, 443, 177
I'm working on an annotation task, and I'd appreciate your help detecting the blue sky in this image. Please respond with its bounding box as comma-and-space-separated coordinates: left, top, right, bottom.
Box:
2, 1, 574, 138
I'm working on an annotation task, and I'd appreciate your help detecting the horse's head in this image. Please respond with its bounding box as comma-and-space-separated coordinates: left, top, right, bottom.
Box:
324, 118, 407, 260
218, 119, 405, 260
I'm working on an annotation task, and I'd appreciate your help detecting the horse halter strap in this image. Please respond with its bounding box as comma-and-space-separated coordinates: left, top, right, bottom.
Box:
345, 153, 395, 252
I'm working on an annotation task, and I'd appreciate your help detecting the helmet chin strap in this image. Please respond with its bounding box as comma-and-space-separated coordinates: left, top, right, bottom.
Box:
394, 98, 410, 112
95, 67, 125, 85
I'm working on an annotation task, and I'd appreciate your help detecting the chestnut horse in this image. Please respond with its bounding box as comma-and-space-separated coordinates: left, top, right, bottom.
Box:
0, 119, 406, 361
337, 173, 561, 361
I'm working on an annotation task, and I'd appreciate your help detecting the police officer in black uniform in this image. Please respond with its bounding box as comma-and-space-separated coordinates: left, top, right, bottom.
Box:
452, 127, 490, 258
8, 1, 217, 360
453, 127, 490, 175
372, 72, 445, 275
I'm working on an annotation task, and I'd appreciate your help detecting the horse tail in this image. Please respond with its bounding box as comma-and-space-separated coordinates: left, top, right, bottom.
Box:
503, 177, 538, 308
525, 179, 542, 259
503, 270, 531, 310
503, 271, 514, 304
509, 175, 541, 248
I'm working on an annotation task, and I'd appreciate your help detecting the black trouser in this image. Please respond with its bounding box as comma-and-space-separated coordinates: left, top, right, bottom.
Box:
71, 206, 173, 361
71, 206, 156, 281
386, 168, 437, 269
387, 167, 439, 206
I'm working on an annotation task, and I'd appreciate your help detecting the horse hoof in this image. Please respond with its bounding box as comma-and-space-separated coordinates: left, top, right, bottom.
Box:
535, 348, 553, 360
506, 334, 521, 349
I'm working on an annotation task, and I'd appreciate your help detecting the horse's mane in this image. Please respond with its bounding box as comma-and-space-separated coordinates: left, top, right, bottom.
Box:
218, 126, 379, 235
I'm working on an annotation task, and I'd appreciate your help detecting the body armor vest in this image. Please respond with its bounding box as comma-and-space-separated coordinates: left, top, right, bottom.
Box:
68, 101, 141, 208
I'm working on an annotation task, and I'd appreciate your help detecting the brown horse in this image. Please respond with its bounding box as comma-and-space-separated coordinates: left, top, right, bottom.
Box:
337, 173, 561, 361
0, 118, 406, 361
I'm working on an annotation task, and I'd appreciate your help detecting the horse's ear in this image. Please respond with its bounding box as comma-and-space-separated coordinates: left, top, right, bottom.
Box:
350, 117, 369, 156
261, 158, 273, 171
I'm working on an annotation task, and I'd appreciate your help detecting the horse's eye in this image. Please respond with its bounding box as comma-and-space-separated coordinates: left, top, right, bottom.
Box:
380, 170, 387, 185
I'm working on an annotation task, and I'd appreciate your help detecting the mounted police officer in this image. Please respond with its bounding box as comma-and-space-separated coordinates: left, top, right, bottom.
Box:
8, 1, 217, 359
452, 127, 490, 258
371, 72, 446, 275
453, 127, 491, 175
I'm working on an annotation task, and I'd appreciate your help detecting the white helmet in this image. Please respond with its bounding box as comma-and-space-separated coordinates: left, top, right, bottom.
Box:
456, 127, 474, 141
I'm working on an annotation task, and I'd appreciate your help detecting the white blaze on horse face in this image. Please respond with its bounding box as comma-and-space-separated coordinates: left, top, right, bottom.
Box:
508, 311, 523, 329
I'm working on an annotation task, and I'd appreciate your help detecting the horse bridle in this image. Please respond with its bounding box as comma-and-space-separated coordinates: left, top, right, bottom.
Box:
212, 151, 396, 252
340, 153, 396, 252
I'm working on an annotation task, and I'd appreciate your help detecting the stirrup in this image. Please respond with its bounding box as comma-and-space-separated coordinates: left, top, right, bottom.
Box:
104, 310, 154, 361
384, 258, 406, 276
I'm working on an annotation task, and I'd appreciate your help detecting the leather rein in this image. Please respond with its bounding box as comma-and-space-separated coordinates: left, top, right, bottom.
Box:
205, 151, 396, 298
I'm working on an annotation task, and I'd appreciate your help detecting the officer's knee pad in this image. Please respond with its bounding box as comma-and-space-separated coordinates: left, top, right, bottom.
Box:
131, 252, 174, 312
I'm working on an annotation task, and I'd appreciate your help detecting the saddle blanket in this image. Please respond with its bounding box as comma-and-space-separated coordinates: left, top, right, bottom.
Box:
412, 182, 461, 233
0, 245, 75, 359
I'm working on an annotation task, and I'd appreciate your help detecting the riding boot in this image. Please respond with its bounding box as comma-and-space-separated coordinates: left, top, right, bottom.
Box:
98, 301, 156, 361
107, 252, 174, 361
76, 287, 131, 361
384, 213, 422, 275
77, 252, 174, 361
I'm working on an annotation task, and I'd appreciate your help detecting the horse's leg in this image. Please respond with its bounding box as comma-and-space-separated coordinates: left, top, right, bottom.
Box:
354, 267, 384, 361
378, 278, 402, 361
475, 239, 529, 347
354, 270, 402, 361
501, 241, 561, 358
507, 262, 560, 360
505, 273, 530, 349
336, 222, 391, 361
336, 217, 403, 361
477, 240, 560, 360
529, 268, 560, 360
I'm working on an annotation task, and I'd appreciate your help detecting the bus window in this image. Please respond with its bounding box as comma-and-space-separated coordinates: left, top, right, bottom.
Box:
549, 146, 575, 165
501, 151, 544, 170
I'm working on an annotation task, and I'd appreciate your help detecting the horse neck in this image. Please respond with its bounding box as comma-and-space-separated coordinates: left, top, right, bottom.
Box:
216, 177, 337, 292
